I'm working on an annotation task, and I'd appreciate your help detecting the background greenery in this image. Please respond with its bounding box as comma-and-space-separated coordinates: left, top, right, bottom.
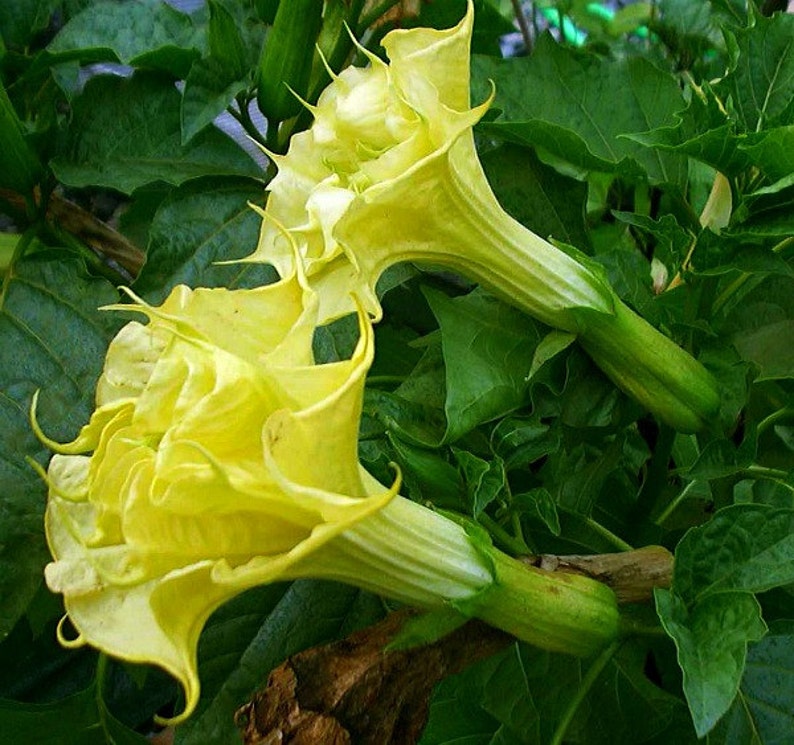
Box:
1, 0, 793, 742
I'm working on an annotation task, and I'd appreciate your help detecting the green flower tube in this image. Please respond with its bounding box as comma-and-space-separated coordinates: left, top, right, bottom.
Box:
243, 1, 719, 432
35, 271, 619, 724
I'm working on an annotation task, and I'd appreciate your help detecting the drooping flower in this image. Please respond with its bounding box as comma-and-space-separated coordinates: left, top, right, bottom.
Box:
244, 1, 720, 432
37, 269, 619, 724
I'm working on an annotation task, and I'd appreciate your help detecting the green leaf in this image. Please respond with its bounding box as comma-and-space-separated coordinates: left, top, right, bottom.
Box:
716, 11, 794, 132
313, 313, 360, 364
51, 73, 261, 195
0, 681, 149, 745
176, 581, 384, 745
655, 589, 767, 738
453, 449, 506, 518
708, 620, 794, 745
472, 39, 688, 185
627, 91, 749, 177
491, 415, 562, 471
386, 607, 468, 652
0, 254, 120, 638
686, 437, 756, 480
0, 0, 59, 50
180, 0, 251, 143
424, 288, 540, 443
659, 504, 794, 735
528, 330, 576, 381
513, 488, 561, 536
206, 0, 249, 78
181, 59, 248, 144
611, 211, 694, 269
365, 388, 448, 449
739, 125, 794, 182
722, 276, 794, 381
386, 434, 465, 508
673, 504, 794, 601
47, 0, 203, 75
133, 177, 275, 303
480, 144, 590, 250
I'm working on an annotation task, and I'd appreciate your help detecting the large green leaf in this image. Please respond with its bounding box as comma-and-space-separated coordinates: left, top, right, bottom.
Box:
658, 504, 794, 736
0, 254, 119, 633
133, 177, 275, 303
47, 0, 204, 75
722, 276, 794, 381
51, 73, 262, 195
480, 144, 590, 250
673, 505, 794, 601
716, 11, 794, 133
0, 682, 148, 745
424, 288, 541, 443
472, 38, 688, 186
656, 590, 766, 739
707, 620, 794, 745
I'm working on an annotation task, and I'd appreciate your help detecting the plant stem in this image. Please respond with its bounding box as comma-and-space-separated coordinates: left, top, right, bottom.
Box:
619, 619, 667, 638
549, 641, 621, 745
712, 236, 794, 315
584, 517, 633, 552
655, 480, 698, 526
757, 407, 794, 437
0, 232, 19, 272
479, 512, 531, 556
634, 424, 674, 521
230, 95, 270, 156
744, 465, 791, 481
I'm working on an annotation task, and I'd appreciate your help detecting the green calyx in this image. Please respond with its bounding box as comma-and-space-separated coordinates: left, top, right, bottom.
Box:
457, 548, 621, 658
575, 298, 721, 433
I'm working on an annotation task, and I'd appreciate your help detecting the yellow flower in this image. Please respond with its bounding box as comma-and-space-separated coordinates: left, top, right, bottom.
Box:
244, 1, 720, 432
35, 271, 397, 723
36, 270, 619, 724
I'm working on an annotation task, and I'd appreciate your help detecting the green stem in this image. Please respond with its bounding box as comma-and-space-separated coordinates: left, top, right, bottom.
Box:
230, 95, 267, 147
744, 465, 791, 481
655, 480, 698, 526
0, 232, 19, 272
549, 641, 621, 745
619, 619, 667, 638
757, 407, 794, 437
712, 236, 794, 315
584, 517, 633, 552
479, 512, 531, 557
94, 654, 111, 736
509, 0, 533, 51
634, 424, 675, 520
